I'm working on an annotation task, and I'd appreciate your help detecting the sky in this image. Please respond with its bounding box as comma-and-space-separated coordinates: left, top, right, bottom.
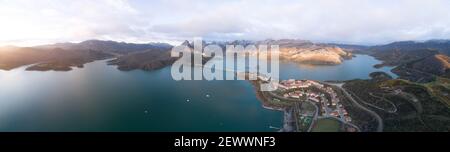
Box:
0, 0, 450, 46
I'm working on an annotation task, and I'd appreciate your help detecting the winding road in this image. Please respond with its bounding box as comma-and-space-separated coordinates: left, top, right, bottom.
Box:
323, 82, 384, 132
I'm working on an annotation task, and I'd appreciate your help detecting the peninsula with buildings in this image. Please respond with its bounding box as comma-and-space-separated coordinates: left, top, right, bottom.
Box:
251, 70, 450, 132
250, 77, 361, 132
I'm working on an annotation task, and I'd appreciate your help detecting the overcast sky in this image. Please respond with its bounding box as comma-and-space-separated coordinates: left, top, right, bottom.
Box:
1, 0, 450, 46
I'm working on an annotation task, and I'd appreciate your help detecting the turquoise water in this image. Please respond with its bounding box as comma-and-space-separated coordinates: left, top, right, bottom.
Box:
0, 54, 394, 131
278, 55, 397, 80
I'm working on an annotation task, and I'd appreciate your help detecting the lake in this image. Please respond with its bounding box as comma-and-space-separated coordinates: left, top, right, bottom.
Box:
0, 55, 394, 131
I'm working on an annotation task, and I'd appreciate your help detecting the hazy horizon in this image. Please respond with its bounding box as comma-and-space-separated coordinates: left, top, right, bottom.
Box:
1, 0, 450, 46
2, 38, 450, 48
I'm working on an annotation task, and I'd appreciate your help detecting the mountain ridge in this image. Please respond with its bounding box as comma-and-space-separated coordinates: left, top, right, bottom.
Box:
0, 40, 173, 71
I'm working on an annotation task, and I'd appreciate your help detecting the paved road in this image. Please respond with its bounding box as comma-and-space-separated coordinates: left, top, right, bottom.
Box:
323, 82, 384, 132
280, 107, 297, 132
305, 100, 319, 132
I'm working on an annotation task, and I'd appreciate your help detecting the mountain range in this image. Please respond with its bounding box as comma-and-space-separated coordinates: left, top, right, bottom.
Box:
0, 40, 172, 71
328, 40, 450, 82
1, 39, 450, 80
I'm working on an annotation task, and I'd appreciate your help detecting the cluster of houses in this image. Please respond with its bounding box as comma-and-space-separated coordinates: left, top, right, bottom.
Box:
315, 86, 353, 123
277, 79, 353, 123
278, 79, 323, 90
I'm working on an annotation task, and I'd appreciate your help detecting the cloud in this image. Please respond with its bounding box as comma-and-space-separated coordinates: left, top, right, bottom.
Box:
1, 0, 450, 46
147, 0, 450, 44
0, 0, 145, 46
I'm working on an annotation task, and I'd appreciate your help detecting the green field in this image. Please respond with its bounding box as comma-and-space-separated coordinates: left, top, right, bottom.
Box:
311, 118, 342, 132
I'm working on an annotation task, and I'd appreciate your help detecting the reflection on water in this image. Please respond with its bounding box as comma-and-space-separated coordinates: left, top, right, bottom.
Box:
0, 60, 282, 132
279, 55, 397, 80
0, 55, 394, 131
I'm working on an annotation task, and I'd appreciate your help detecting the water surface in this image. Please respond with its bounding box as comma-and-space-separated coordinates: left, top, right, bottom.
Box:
0, 55, 394, 131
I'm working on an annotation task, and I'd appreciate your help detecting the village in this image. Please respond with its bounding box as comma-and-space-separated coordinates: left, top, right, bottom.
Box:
265, 79, 358, 132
